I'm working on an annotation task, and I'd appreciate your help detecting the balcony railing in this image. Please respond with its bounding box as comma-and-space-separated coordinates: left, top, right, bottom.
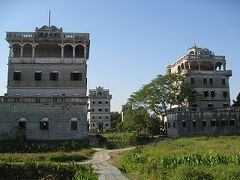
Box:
185, 55, 225, 61
0, 96, 88, 104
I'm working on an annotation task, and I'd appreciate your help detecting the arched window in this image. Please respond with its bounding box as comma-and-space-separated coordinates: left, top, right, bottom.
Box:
200, 61, 214, 71
70, 117, 78, 130
35, 44, 61, 57
75, 44, 85, 58
11, 43, 21, 57
40, 117, 49, 130
18, 117, 26, 130
22, 44, 32, 57
64, 44, 73, 58
190, 61, 199, 70
181, 63, 184, 69
215, 62, 223, 71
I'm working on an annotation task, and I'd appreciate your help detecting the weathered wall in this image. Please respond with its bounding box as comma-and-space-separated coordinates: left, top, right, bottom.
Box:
0, 103, 88, 140
167, 109, 240, 137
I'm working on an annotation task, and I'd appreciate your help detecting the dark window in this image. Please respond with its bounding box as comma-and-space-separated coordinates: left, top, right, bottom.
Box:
50, 72, 59, 81
211, 90, 215, 97
230, 120, 235, 126
99, 116, 101, 119
208, 103, 213, 110
70, 72, 82, 81
211, 120, 216, 126
106, 116, 109, 119
222, 78, 226, 85
203, 78, 207, 85
35, 72, 42, 81
18, 121, 26, 130
209, 78, 213, 85
98, 101, 102, 104
13, 72, 21, 80
193, 121, 196, 127
223, 91, 228, 98
40, 121, 48, 130
92, 101, 95, 104
92, 116, 95, 119
182, 121, 186, 128
99, 109, 102, 112
92, 109, 95, 112
168, 122, 171, 128
105, 101, 108, 104
223, 103, 228, 107
105, 123, 109, 127
204, 90, 209, 97
202, 121, 207, 127
173, 122, 176, 128
71, 121, 77, 130
221, 120, 226, 126
92, 123, 95, 127
105, 109, 108, 112
190, 78, 195, 84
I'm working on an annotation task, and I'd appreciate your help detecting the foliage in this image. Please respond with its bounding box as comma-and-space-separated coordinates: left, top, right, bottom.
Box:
232, 92, 240, 107
0, 161, 96, 179
117, 136, 240, 179
128, 73, 200, 117
110, 111, 122, 129
0, 139, 89, 153
119, 106, 160, 136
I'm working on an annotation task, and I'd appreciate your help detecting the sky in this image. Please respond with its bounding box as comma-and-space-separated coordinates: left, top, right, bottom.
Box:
0, 0, 239, 112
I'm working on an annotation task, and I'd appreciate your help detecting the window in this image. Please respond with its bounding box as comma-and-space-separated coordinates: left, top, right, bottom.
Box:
18, 121, 26, 130
105, 101, 108, 104
92, 123, 95, 127
221, 119, 226, 126
203, 78, 207, 85
193, 120, 196, 127
105, 109, 108, 112
98, 109, 102, 112
208, 103, 213, 109
168, 122, 171, 128
202, 120, 207, 127
13, 72, 21, 80
98, 101, 102, 104
230, 119, 235, 126
99, 116, 102, 119
71, 121, 77, 130
92, 109, 95, 112
211, 90, 215, 97
222, 78, 226, 85
223, 91, 228, 98
211, 120, 216, 126
40, 121, 49, 130
50, 72, 59, 81
209, 78, 213, 85
92, 101, 95, 104
106, 116, 109, 119
182, 120, 186, 128
223, 103, 228, 107
35, 72, 42, 81
92, 116, 95, 119
70, 72, 82, 81
105, 123, 109, 127
204, 90, 209, 97
190, 78, 195, 84
173, 122, 176, 128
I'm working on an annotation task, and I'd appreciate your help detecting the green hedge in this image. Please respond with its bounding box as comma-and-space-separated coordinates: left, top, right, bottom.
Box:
0, 161, 97, 179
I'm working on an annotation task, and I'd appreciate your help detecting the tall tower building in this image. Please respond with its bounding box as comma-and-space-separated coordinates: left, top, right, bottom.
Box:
167, 45, 232, 110
88, 87, 112, 132
0, 24, 90, 140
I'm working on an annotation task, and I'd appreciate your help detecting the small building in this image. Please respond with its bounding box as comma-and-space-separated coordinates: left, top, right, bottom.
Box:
166, 46, 240, 137
88, 87, 112, 132
0, 24, 90, 140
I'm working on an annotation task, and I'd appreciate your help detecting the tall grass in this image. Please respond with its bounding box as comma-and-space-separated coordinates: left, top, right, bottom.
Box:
119, 136, 240, 179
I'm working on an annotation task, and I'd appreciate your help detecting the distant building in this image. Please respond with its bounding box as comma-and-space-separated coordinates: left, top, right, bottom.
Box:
0, 24, 90, 140
166, 46, 240, 137
88, 87, 112, 132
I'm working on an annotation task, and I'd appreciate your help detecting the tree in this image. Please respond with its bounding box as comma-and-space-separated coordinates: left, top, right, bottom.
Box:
110, 111, 122, 129
232, 93, 240, 107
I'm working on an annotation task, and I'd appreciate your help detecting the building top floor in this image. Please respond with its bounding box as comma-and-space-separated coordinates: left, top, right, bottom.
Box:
6, 25, 89, 42
167, 45, 228, 74
88, 87, 112, 99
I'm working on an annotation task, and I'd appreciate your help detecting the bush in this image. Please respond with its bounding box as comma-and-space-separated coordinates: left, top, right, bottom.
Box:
0, 161, 96, 179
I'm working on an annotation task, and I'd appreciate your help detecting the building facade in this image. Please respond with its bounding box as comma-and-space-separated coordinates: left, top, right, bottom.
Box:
0, 25, 90, 140
88, 87, 112, 132
166, 46, 240, 137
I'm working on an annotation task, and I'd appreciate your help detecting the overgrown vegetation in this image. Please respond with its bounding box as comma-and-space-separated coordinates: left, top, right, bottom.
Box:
0, 161, 96, 179
116, 136, 240, 179
0, 139, 89, 153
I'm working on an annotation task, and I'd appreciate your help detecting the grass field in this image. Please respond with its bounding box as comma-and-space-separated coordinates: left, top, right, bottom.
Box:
111, 136, 240, 180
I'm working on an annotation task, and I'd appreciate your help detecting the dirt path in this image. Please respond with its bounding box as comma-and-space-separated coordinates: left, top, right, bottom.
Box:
80, 147, 134, 180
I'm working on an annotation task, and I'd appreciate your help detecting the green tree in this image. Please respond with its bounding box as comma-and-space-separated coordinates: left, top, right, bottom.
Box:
110, 111, 122, 129
232, 92, 240, 107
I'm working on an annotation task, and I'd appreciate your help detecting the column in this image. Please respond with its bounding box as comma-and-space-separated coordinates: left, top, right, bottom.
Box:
61, 46, 64, 58
73, 46, 75, 58
32, 45, 35, 58
20, 46, 23, 57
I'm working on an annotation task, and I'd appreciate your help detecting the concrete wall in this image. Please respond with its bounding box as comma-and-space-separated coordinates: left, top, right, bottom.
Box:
167, 109, 240, 137
0, 103, 88, 140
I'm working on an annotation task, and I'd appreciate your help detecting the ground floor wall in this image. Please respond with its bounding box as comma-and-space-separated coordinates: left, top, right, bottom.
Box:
167, 109, 240, 137
0, 103, 88, 140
